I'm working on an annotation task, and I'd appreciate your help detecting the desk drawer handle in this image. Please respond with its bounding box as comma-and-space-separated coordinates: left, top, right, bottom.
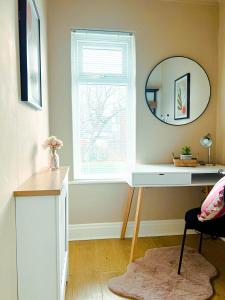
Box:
158, 173, 165, 175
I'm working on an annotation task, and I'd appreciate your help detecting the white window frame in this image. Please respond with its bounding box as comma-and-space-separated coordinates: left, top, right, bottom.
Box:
71, 29, 136, 181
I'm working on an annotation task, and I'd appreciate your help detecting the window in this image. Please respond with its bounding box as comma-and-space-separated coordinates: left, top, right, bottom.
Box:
71, 30, 135, 180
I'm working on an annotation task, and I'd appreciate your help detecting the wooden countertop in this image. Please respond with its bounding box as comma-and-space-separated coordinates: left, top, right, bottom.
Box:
14, 166, 69, 197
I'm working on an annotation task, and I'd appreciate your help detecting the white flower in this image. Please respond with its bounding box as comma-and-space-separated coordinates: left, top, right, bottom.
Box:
43, 136, 63, 150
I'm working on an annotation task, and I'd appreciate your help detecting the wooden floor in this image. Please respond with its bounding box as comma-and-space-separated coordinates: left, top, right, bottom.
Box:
66, 235, 225, 300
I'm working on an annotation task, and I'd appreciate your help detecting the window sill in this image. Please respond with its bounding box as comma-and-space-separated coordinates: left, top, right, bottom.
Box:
69, 178, 127, 185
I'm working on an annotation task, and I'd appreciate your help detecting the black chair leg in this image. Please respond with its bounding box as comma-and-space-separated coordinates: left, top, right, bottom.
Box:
198, 232, 203, 253
178, 224, 187, 275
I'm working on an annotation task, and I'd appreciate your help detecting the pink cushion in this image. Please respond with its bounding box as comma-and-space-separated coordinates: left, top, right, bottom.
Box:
198, 176, 225, 222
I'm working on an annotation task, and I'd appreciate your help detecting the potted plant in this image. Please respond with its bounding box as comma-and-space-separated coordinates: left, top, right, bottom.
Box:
180, 146, 192, 160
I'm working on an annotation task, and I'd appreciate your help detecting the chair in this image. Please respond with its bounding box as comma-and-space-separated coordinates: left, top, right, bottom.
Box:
178, 207, 225, 275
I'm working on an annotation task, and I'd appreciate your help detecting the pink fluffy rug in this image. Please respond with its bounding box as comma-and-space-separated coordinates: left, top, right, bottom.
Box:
108, 246, 217, 300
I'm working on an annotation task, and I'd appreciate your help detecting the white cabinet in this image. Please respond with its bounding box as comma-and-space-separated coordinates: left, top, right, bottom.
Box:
14, 167, 69, 300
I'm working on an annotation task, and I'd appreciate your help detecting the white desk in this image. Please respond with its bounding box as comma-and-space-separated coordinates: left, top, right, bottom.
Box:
121, 164, 225, 262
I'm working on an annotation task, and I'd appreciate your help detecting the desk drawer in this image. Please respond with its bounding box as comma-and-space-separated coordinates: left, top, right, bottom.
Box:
131, 172, 191, 186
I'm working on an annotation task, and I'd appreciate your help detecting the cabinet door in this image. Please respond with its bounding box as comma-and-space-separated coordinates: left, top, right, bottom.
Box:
58, 184, 68, 298
16, 195, 58, 300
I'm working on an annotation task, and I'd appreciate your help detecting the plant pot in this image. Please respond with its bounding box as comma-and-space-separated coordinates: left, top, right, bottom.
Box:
180, 154, 192, 160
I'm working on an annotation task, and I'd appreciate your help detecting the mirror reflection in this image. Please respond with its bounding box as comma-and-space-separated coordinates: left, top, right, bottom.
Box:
145, 56, 211, 125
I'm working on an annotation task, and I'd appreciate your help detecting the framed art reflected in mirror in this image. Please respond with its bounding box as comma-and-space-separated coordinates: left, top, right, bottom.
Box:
18, 0, 42, 109
174, 73, 190, 120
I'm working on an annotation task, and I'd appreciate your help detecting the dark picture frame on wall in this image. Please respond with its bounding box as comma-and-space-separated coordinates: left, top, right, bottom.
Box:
174, 73, 190, 120
18, 0, 42, 109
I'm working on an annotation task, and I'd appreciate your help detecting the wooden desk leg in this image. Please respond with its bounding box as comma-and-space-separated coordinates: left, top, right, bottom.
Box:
204, 186, 210, 196
120, 187, 135, 240
129, 187, 144, 263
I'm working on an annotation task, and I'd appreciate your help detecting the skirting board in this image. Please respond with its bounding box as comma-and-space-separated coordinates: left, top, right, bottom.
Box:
69, 219, 191, 241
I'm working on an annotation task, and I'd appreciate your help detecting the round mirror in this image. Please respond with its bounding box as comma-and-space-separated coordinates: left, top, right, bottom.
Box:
145, 56, 211, 126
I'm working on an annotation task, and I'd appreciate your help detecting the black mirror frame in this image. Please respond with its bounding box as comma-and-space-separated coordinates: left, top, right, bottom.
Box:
145, 56, 211, 126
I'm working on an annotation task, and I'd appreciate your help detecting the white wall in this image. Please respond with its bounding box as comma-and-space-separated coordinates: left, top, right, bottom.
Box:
0, 0, 49, 299
47, 0, 219, 225
216, 1, 225, 163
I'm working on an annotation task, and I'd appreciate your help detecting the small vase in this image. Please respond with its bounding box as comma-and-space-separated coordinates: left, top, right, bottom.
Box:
50, 149, 59, 170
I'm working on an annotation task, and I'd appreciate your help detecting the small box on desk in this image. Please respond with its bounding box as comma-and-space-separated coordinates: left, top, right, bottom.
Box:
173, 158, 198, 167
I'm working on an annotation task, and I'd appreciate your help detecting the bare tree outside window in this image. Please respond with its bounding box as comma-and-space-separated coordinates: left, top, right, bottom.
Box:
79, 85, 127, 174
